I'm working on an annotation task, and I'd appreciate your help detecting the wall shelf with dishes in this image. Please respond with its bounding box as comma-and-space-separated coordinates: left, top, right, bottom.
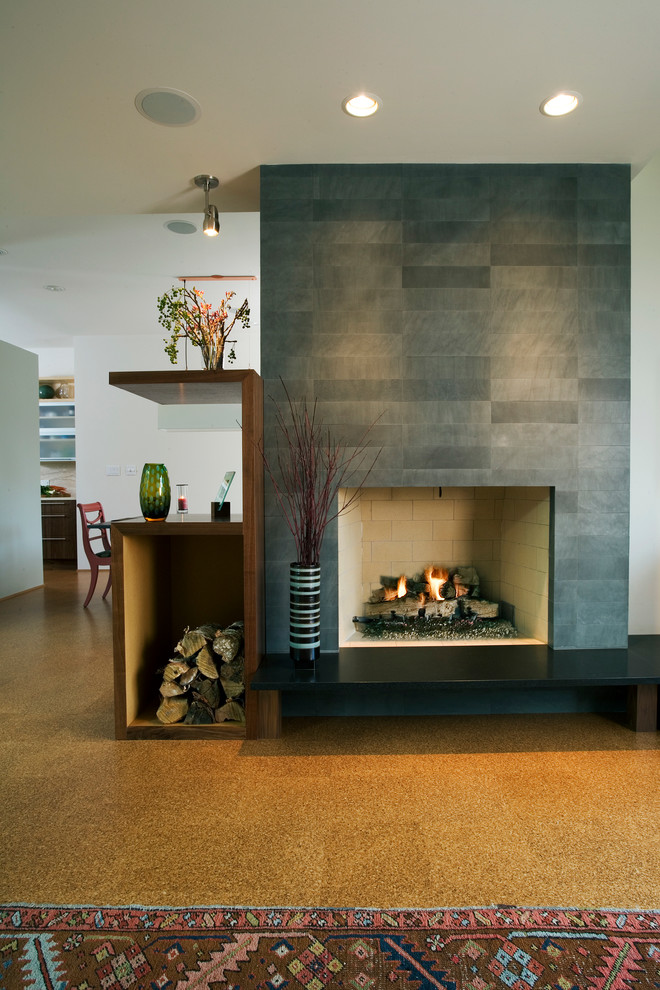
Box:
39, 379, 75, 461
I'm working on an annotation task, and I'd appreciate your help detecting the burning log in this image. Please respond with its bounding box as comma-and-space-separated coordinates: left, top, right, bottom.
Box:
156, 620, 246, 725
357, 563, 506, 638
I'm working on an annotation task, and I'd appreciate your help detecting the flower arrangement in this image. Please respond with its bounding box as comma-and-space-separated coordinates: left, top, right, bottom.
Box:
157, 285, 250, 370
259, 382, 381, 566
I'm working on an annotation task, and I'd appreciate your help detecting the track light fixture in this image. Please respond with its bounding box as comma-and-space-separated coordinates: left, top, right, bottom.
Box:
194, 174, 220, 237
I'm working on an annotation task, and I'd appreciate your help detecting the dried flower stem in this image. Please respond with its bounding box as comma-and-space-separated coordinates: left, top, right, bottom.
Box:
259, 381, 381, 565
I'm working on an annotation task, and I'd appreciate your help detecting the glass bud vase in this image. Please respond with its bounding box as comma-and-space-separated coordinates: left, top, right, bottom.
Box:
139, 463, 171, 521
289, 562, 320, 669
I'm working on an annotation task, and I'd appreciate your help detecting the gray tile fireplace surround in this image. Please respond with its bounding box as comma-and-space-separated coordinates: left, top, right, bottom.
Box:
260, 163, 631, 686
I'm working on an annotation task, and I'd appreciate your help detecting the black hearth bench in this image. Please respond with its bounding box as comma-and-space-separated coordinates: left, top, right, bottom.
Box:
249, 635, 660, 738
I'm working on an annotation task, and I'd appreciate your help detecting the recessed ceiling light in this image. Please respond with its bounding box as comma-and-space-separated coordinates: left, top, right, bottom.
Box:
44, 284, 65, 292
540, 91, 582, 117
164, 220, 198, 235
135, 88, 201, 126
342, 93, 381, 117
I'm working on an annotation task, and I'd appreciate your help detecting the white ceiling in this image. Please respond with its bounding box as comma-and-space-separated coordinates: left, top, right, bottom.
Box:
2, 0, 660, 350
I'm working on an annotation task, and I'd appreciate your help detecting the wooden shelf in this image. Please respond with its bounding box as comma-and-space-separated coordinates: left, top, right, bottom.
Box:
109, 369, 257, 405
110, 370, 278, 739
125, 711, 247, 740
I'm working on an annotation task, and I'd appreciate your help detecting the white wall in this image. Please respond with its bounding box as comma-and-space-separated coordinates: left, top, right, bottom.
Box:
629, 152, 660, 632
74, 334, 245, 565
0, 341, 43, 597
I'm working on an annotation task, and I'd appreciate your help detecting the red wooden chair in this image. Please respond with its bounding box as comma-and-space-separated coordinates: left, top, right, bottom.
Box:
77, 502, 112, 607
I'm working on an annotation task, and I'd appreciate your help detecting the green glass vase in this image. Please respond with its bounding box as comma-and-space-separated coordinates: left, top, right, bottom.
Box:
139, 463, 171, 521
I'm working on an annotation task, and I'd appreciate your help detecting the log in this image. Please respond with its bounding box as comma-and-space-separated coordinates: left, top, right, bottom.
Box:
460, 598, 499, 619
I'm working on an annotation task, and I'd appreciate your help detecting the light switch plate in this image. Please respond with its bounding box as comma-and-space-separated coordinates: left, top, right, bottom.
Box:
106, 464, 120, 476
125, 464, 137, 476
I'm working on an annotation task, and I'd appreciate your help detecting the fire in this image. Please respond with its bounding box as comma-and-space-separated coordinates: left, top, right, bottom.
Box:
383, 575, 407, 601
424, 565, 448, 601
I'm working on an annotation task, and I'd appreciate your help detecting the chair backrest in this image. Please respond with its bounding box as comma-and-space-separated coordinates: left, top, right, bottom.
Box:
77, 502, 112, 563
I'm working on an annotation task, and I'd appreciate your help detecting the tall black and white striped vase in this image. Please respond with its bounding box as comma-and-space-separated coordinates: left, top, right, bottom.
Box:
289, 562, 321, 668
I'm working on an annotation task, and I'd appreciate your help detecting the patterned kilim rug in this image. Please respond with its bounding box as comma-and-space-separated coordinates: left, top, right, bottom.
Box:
2, 904, 660, 989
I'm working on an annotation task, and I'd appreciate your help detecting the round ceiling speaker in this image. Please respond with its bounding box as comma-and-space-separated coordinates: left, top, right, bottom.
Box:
135, 88, 201, 126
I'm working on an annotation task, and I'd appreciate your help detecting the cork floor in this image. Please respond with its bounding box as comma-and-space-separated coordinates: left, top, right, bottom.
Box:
1, 567, 660, 911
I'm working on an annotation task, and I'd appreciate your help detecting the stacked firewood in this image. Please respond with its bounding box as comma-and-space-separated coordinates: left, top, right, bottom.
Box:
156, 621, 245, 725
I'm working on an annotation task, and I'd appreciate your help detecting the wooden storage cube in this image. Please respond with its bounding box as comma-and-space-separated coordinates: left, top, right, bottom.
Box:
114, 520, 248, 738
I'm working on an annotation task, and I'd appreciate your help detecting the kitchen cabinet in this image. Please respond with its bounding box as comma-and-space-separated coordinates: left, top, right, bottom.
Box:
41, 498, 76, 560
108, 369, 278, 740
39, 400, 75, 461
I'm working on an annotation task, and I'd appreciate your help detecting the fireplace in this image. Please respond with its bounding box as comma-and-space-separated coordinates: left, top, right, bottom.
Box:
260, 161, 631, 665
338, 485, 550, 646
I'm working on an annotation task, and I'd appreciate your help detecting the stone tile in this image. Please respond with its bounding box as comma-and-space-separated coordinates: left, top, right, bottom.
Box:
491, 379, 578, 401
490, 198, 577, 223
579, 423, 630, 446
313, 265, 401, 289
403, 220, 490, 243
490, 221, 577, 244
490, 356, 578, 379
313, 379, 403, 402
403, 446, 492, 469
400, 401, 491, 425
491, 243, 577, 266
578, 401, 630, 424
576, 166, 631, 199
578, 288, 630, 311
403, 287, 491, 311
315, 167, 402, 199
260, 198, 313, 221
575, 623, 628, 650
402, 197, 491, 221
577, 199, 631, 222
491, 445, 578, 472
491, 401, 578, 424
578, 268, 630, 292
403, 324, 490, 356
313, 310, 404, 334
314, 243, 402, 267
578, 354, 630, 380
402, 169, 490, 198
404, 242, 491, 266
577, 512, 629, 539
402, 468, 493, 487
313, 199, 402, 221
491, 266, 577, 289
491, 287, 577, 311
488, 333, 577, 358
402, 266, 490, 288
578, 244, 630, 266
579, 468, 630, 492
577, 490, 629, 513
401, 422, 492, 445
490, 310, 579, 336
578, 560, 628, 580
491, 423, 579, 446
578, 378, 630, 401
314, 287, 403, 311
554, 490, 579, 513
578, 221, 630, 245
312, 221, 401, 243
578, 445, 629, 472
400, 378, 491, 401
403, 356, 491, 381
490, 171, 577, 197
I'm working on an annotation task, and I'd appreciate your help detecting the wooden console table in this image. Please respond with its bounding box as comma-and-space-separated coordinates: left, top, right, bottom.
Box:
250, 637, 660, 734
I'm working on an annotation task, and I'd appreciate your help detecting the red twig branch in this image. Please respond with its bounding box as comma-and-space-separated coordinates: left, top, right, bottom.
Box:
258, 381, 382, 565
